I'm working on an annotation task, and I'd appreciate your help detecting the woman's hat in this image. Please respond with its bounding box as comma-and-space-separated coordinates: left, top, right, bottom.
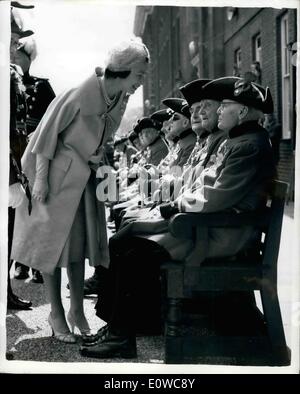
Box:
104, 38, 150, 72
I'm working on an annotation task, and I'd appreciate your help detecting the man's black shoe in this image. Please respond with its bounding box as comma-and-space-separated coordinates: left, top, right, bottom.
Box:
136, 326, 163, 336
6, 352, 14, 360
82, 323, 162, 346
83, 276, 100, 295
67, 276, 100, 295
7, 293, 32, 310
81, 324, 109, 346
14, 265, 29, 280
80, 333, 137, 359
32, 270, 43, 284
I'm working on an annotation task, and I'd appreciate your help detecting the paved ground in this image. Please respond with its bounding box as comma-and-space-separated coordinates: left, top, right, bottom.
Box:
273, 202, 295, 352
3, 203, 296, 371
5, 262, 165, 366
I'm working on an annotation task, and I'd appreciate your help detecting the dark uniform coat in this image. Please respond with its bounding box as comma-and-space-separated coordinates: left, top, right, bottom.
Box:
22, 72, 56, 134
118, 121, 276, 264
170, 129, 196, 168
9, 64, 28, 185
146, 136, 168, 166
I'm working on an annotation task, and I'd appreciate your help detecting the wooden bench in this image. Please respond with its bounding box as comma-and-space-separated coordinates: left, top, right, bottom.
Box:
161, 180, 290, 365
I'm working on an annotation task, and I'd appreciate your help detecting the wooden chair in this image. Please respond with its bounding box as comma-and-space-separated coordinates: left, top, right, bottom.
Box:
161, 180, 290, 365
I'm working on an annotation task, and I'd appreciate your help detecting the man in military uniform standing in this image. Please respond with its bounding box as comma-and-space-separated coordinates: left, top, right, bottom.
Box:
8, 4, 34, 309
13, 40, 56, 283
15, 43, 56, 134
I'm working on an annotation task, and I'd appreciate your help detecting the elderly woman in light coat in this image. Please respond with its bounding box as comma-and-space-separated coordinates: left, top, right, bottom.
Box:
11, 38, 150, 343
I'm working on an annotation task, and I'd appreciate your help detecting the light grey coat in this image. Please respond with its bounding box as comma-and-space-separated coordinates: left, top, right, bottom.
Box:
11, 72, 128, 274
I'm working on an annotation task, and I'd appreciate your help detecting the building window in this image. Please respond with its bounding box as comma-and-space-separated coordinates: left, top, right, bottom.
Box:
252, 33, 262, 65
233, 48, 242, 76
176, 17, 181, 70
171, 15, 181, 92
280, 13, 291, 139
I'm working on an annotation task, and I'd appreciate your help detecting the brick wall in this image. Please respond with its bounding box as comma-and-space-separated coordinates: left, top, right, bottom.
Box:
277, 141, 295, 201
138, 6, 296, 199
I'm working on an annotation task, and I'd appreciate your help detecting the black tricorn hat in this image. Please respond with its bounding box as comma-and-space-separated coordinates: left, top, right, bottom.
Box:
133, 117, 162, 134
150, 108, 174, 123
114, 137, 128, 147
128, 130, 139, 142
202, 76, 274, 113
162, 98, 191, 119
11, 2, 34, 9
11, 17, 34, 38
179, 79, 212, 107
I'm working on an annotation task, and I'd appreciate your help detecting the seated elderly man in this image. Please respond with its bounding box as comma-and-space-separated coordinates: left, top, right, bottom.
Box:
150, 108, 174, 135
136, 98, 196, 204
80, 76, 275, 359
120, 99, 193, 209
110, 117, 168, 229
122, 126, 146, 176
113, 137, 137, 170
160, 98, 196, 168
143, 78, 227, 207
117, 117, 167, 199
150, 108, 175, 168
181, 79, 212, 157
137, 117, 168, 166
178, 78, 227, 193
127, 130, 143, 162
118, 98, 196, 225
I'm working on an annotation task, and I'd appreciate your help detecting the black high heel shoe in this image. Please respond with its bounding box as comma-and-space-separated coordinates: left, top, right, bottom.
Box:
7, 292, 32, 310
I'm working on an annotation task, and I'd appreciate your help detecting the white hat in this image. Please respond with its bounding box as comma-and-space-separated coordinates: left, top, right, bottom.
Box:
104, 37, 150, 72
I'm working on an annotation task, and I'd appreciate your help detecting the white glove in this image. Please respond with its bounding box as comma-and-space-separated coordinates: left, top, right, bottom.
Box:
32, 178, 49, 202
9, 183, 25, 208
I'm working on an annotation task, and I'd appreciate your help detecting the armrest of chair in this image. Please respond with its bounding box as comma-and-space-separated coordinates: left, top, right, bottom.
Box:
168, 209, 270, 239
